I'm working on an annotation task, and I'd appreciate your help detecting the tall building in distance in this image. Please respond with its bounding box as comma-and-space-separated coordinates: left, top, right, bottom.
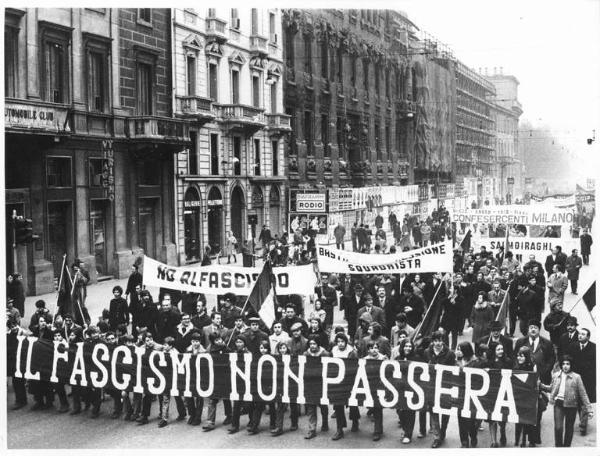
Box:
4, 8, 190, 294
485, 69, 523, 202
282, 9, 416, 191
454, 61, 497, 206
172, 8, 288, 264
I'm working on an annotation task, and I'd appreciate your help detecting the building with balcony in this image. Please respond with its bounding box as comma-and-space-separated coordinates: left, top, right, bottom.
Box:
486, 70, 523, 203
172, 8, 287, 263
282, 9, 417, 229
4, 8, 189, 295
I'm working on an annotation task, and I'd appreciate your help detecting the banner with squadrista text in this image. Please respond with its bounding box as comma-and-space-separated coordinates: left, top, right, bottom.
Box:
142, 256, 317, 296
453, 205, 574, 226
471, 237, 580, 258
316, 241, 453, 274
9, 337, 539, 425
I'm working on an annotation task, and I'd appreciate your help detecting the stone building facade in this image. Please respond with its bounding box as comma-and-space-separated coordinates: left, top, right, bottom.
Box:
282, 9, 417, 199
171, 8, 288, 263
4, 8, 189, 294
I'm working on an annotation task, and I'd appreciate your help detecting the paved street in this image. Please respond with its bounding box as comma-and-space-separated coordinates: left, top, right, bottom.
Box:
6, 247, 598, 449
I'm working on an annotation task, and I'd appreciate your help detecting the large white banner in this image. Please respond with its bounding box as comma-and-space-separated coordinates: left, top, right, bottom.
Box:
143, 257, 317, 296
453, 205, 574, 226
471, 237, 580, 257
317, 241, 453, 274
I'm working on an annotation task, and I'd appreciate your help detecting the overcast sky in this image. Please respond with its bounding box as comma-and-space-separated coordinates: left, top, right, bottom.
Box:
396, 0, 600, 179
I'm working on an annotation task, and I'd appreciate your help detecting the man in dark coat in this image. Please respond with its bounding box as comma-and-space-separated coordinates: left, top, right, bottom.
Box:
514, 319, 555, 384
258, 225, 272, 250
565, 249, 583, 294
125, 264, 143, 303
351, 223, 358, 252
278, 303, 308, 336
568, 327, 596, 435
515, 278, 539, 337
340, 283, 366, 339
375, 213, 384, 230
137, 290, 159, 336
558, 316, 579, 359
579, 228, 593, 265
242, 317, 269, 355
545, 247, 563, 277
542, 300, 570, 347
356, 293, 386, 332
398, 288, 425, 328
156, 295, 181, 343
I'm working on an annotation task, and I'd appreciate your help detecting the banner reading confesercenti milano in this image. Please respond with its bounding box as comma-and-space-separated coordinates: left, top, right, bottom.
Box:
142, 256, 317, 296
453, 205, 574, 225
11, 337, 538, 424
316, 241, 454, 274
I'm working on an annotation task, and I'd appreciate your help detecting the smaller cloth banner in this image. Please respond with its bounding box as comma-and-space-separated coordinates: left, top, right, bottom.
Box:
471, 237, 579, 258
142, 257, 317, 296
453, 205, 574, 226
316, 241, 453, 274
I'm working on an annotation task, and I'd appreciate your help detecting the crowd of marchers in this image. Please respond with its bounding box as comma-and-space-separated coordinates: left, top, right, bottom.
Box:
6, 208, 597, 448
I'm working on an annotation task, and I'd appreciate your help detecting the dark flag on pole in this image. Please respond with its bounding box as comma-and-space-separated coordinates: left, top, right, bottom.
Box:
246, 260, 278, 328
583, 281, 596, 312
459, 229, 472, 251
56, 256, 74, 317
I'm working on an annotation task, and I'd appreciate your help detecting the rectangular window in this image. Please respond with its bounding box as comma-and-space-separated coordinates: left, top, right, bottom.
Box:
188, 131, 198, 174
231, 9, 240, 30
304, 36, 312, 73
208, 63, 218, 101
208, 8, 216, 18
270, 81, 277, 114
385, 71, 390, 99
251, 8, 258, 35
272, 140, 279, 176
88, 51, 107, 112
363, 60, 369, 94
42, 37, 69, 103
252, 75, 260, 108
254, 139, 261, 176
46, 157, 72, 187
304, 111, 313, 155
285, 29, 295, 70
385, 124, 391, 158
375, 65, 380, 96
231, 69, 240, 104
233, 136, 241, 175
138, 9, 152, 23
89, 158, 108, 187
186, 56, 196, 96
5, 27, 18, 98
269, 13, 276, 42
336, 117, 346, 158
375, 122, 381, 160
210, 134, 219, 175
350, 55, 356, 86
321, 41, 328, 78
136, 62, 153, 115
321, 114, 330, 157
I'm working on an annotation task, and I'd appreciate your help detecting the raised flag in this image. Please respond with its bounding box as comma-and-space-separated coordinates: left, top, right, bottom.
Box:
246, 260, 278, 328
56, 255, 74, 317
583, 281, 596, 311
459, 229, 472, 251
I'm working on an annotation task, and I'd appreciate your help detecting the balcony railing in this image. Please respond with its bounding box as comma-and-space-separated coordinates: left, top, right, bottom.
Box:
205, 17, 228, 41
175, 95, 214, 118
266, 113, 292, 131
215, 104, 265, 129
126, 116, 188, 141
250, 35, 269, 55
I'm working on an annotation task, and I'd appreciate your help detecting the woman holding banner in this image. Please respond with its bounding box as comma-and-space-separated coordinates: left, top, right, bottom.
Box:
486, 343, 513, 447
396, 338, 423, 444
455, 341, 485, 448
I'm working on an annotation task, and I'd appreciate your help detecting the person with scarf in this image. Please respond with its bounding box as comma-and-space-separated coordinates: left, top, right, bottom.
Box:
455, 341, 485, 447
513, 346, 536, 447
303, 335, 330, 439
395, 338, 423, 444
330, 333, 359, 440
486, 343, 513, 447
470, 291, 494, 343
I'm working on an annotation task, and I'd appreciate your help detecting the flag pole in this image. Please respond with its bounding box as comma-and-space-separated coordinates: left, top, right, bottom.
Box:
411, 272, 448, 342
52, 253, 67, 320
225, 259, 270, 348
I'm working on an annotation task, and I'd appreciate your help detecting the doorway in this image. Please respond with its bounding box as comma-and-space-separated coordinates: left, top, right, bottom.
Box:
231, 186, 246, 243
